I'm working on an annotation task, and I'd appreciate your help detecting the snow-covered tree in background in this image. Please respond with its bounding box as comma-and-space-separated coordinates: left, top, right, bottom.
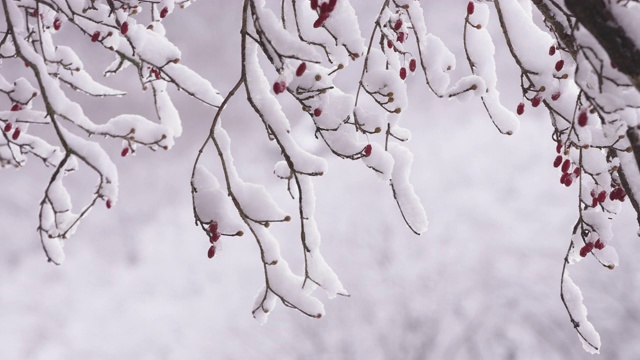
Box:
3, 0, 640, 354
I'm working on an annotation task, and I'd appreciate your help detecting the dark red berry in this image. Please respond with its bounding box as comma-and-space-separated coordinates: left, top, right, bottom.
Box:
273, 81, 285, 94
320, 2, 329, 13
121, 147, 129, 157
207, 245, 216, 258
551, 91, 561, 101
594, 239, 605, 250
577, 111, 588, 127
561, 173, 573, 187
314, 108, 322, 117
310, 0, 318, 10
553, 155, 562, 168
467, 1, 474, 15
160, 6, 169, 19
597, 190, 607, 203
592, 198, 599, 207
555, 59, 564, 72
120, 21, 129, 35
11, 127, 20, 140
399, 67, 407, 80
387, 40, 393, 49
556, 142, 562, 154
53, 17, 61, 31
397, 32, 405, 43
579, 243, 593, 257
106, 199, 112, 209
611, 61, 617, 69
549, 45, 556, 56
561, 159, 571, 173
209, 222, 218, 234
3, 123, 12, 132
573, 167, 581, 177
516, 102, 525, 115
296, 62, 306, 77
313, 13, 329, 28
394, 19, 403, 31
10, 104, 21, 111
91, 31, 100, 42
409, 58, 417, 72
531, 95, 541, 108
364, 144, 372, 157
328, 0, 337, 12
151, 68, 160, 80
210, 232, 220, 243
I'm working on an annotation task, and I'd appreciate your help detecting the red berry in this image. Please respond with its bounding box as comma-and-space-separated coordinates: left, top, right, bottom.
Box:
551, 91, 561, 101
314, 108, 322, 117
120, 21, 129, 35
394, 19, 403, 31
320, 2, 329, 13
577, 111, 588, 127
573, 167, 581, 177
399, 67, 407, 80
313, 13, 329, 28
592, 198, 599, 207
579, 243, 593, 257
555, 59, 564, 72
3, 123, 12, 132
594, 239, 605, 250
273, 81, 286, 94
53, 17, 61, 31
10, 104, 21, 111
209, 222, 218, 234
328, 0, 337, 12
364, 144, 372, 157
467, 1, 475, 15
151, 68, 160, 80
207, 245, 216, 259
106, 199, 112, 209
561, 173, 572, 187
561, 159, 571, 173
91, 31, 100, 42
11, 127, 20, 140
409, 58, 417, 72
549, 45, 556, 56
160, 6, 169, 19
597, 190, 607, 203
387, 40, 393, 49
611, 61, 617, 69
553, 155, 562, 168
590, 189, 597, 198
397, 32, 405, 43
296, 62, 306, 77
210, 232, 220, 243
555, 142, 562, 154
121, 147, 129, 157
531, 95, 541, 108
516, 102, 525, 115
310, 0, 318, 10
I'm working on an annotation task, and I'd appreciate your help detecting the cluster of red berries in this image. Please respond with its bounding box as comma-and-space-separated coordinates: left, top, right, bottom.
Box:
579, 239, 605, 257
4, 104, 24, 140
386, 16, 409, 53
310, 0, 337, 28
609, 186, 627, 202
516, 45, 566, 116
207, 222, 221, 259
553, 148, 579, 187
590, 189, 608, 207
399, 58, 417, 80
273, 62, 307, 95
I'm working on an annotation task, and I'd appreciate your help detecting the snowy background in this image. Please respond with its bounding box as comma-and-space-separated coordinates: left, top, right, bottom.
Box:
2, 1, 640, 359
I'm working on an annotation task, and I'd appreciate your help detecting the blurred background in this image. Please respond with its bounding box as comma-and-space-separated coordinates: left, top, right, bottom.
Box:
2, 1, 640, 359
